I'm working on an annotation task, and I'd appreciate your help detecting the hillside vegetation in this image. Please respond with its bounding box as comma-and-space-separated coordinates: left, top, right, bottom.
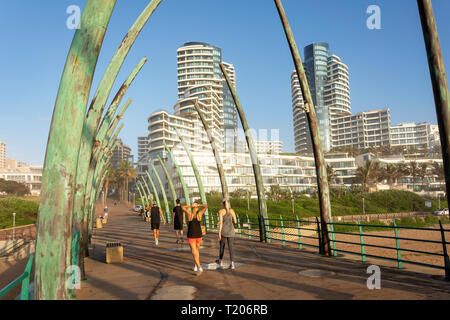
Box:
0, 197, 39, 229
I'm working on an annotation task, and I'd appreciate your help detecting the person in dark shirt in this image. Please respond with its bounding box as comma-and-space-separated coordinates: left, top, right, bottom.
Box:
172, 199, 185, 244
150, 202, 166, 246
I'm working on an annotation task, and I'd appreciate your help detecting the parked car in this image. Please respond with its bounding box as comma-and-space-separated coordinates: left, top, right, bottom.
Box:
134, 205, 143, 212
433, 208, 449, 216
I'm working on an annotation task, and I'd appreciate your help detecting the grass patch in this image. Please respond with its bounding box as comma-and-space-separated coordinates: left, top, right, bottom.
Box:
0, 197, 38, 229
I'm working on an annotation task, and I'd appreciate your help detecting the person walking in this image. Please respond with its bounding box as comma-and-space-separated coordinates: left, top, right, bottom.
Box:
182, 201, 208, 276
103, 206, 109, 220
145, 204, 151, 218
172, 199, 185, 244
150, 202, 166, 246
216, 199, 237, 269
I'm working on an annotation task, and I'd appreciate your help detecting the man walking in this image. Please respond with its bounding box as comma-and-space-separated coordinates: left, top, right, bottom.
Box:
150, 202, 166, 246
172, 199, 185, 244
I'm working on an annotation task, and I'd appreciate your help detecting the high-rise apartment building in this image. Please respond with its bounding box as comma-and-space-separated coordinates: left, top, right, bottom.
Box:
137, 136, 149, 163
175, 42, 237, 152
111, 138, 131, 168
221, 62, 238, 152
0, 142, 5, 169
292, 43, 350, 154
324, 55, 351, 119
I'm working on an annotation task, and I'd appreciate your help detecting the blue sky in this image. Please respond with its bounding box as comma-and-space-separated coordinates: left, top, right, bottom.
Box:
1, 0, 449, 165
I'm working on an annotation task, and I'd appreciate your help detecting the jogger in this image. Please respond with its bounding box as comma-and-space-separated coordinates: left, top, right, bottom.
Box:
150, 202, 166, 246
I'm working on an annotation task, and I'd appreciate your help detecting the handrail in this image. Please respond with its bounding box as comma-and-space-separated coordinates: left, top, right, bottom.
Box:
235, 214, 450, 280
0, 254, 34, 300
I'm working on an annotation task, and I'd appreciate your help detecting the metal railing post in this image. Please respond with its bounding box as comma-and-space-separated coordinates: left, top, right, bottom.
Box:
20, 254, 34, 300
316, 217, 323, 254
393, 220, 403, 269
296, 215, 302, 250
266, 218, 271, 244
280, 215, 285, 246
237, 216, 242, 238
330, 216, 337, 257
357, 219, 366, 263
246, 214, 251, 239
439, 221, 450, 280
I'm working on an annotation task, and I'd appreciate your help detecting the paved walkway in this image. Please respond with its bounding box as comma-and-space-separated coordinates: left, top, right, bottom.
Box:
76, 201, 450, 300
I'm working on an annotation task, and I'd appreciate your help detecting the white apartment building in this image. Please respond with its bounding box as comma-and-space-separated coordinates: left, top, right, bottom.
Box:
356, 153, 444, 193
292, 47, 350, 155
0, 142, 5, 169
151, 147, 357, 203
324, 55, 351, 119
0, 165, 43, 195
176, 42, 237, 152
147, 110, 213, 160
137, 136, 149, 162
236, 140, 283, 155
330, 109, 391, 150
390, 123, 431, 150
429, 124, 441, 148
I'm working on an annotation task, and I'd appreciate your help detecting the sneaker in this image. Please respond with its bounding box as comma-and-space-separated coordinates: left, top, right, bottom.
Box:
230, 262, 235, 270
176, 239, 179, 244
193, 265, 198, 272
196, 267, 203, 276
215, 259, 222, 268
155, 239, 159, 246
180, 238, 185, 243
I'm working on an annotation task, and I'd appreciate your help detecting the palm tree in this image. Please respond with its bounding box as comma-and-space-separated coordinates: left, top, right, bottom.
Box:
419, 163, 428, 191
382, 164, 396, 186
432, 162, 445, 189
356, 160, 375, 193
116, 161, 137, 202
327, 165, 335, 186
103, 164, 116, 206
408, 161, 421, 192
266, 185, 282, 201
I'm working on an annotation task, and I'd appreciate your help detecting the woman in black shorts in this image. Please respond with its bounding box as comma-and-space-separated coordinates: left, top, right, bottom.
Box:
182, 201, 208, 276
150, 202, 166, 246
172, 199, 185, 243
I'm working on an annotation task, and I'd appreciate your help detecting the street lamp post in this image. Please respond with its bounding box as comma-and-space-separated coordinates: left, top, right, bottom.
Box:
247, 189, 250, 211
289, 187, 294, 216
438, 194, 441, 209
12, 212, 16, 241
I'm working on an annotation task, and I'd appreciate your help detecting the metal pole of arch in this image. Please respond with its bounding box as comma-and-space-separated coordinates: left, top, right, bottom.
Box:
193, 100, 229, 200
273, 0, 332, 255
164, 143, 191, 206
417, 0, 450, 210
174, 127, 209, 227
220, 63, 267, 243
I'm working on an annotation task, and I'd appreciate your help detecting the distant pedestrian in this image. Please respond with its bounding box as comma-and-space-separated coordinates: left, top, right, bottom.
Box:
150, 202, 166, 246
145, 204, 151, 218
103, 206, 109, 219
216, 199, 237, 269
182, 201, 208, 276
172, 199, 185, 243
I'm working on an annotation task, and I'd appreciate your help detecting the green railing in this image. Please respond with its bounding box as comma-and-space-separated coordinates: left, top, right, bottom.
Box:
209, 215, 450, 280
0, 254, 34, 300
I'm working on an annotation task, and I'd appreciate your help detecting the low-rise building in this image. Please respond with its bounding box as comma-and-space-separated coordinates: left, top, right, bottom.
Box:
330, 108, 391, 150
390, 123, 430, 150
0, 165, 43, 195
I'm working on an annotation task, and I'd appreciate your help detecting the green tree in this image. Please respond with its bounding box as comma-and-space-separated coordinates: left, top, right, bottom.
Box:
0, 179, 30, 196
115, 161, 137, 202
